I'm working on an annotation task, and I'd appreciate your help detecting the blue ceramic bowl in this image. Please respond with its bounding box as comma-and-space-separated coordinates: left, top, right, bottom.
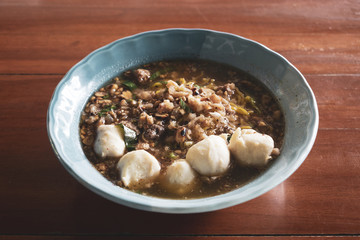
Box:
47, 29, 318, 213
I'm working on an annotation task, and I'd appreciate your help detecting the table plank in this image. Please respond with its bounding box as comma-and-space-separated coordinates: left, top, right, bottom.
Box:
1, 129, 357, 235
1, 33, 359, 75
0, 0, 359, 74
0, 75, 359, 235
0, 236, 358, 240
306, 74, 360, 129
1, 0, 358, 34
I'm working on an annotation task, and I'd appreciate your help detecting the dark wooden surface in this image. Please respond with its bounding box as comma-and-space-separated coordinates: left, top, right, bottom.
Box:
1, 0, 359, 239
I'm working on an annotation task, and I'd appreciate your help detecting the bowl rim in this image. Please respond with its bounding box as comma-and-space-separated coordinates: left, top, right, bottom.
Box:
47, 28, 319, 213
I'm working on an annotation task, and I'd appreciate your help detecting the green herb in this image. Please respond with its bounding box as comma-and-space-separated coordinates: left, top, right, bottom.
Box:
160, 80, 168, 85
246, 96, 261, 114
98, 104, 117, 117
150, 71, 162, 81
117, 123, 138, 151
122, 81, 137, 91
103, 104, 117, 111
168, 152, 177, 159
102, 94, 109, 99
150, 67, 172, 81
180, 99, 192, 113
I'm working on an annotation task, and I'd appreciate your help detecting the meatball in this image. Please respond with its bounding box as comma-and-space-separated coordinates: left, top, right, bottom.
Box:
229, 128, 274, 166
94, 124, 125, 158
117, 150, 161, 188
162, 159, 197, 194
133, 69, 151, 85
186, 135, 230, 176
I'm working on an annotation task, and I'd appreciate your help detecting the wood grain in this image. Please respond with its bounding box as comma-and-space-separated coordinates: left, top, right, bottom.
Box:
0, 0, 359, 74
1, 0, 359, 239
1, 128, 359, 235
0, 75, 359, 235
0, 236, 358, 240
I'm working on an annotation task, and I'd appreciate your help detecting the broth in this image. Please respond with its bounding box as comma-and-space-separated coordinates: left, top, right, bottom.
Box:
80, 59, 284, 199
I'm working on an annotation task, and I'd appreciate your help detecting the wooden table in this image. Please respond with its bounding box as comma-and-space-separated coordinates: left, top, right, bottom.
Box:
1, 0, 359, 239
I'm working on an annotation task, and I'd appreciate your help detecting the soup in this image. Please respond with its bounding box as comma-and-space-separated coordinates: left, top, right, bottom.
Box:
80, 60, 284, 199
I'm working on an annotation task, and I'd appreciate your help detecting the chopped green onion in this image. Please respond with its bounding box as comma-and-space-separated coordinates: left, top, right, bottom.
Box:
98, 104, 117, 116
168, 152, 177, 159
245, 96, 261, 114
126, 143, 137, 152
150, 71, 162, 81
180, 99, 192, 113
122, 81, 137, 91
150, 67, 173, 80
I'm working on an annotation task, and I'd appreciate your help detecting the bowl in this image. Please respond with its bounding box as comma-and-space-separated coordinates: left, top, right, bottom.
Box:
47, 29, 319, 213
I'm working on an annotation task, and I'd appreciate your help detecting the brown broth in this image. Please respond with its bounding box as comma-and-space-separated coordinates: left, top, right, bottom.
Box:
80, 59, 284, 199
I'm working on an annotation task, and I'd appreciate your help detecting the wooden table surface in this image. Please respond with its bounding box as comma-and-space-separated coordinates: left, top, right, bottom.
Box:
1, 0, 359, 239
